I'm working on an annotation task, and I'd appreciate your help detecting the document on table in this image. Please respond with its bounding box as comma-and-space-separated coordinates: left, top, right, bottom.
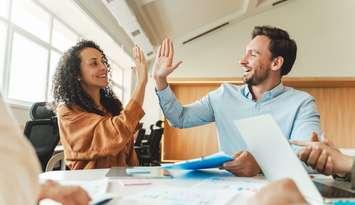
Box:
39, 179, 114, 205
120, 176, 267, 205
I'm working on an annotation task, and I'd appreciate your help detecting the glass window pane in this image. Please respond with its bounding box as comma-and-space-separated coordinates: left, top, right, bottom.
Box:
112, 86, 123, 100
0, 22, 7, 91
8, 32, 48, 102
0, 0, 9, 18
52, 19, 78, 52
110, 62, 123, 87
47, 50, 61, 100
11, 0, 50, 42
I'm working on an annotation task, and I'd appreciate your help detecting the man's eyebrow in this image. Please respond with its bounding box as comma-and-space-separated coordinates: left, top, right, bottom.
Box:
251, 49, 261, 54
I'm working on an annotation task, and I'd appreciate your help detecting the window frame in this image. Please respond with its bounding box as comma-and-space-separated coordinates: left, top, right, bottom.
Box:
0, 0, 81, 107
0, 0, 132, 108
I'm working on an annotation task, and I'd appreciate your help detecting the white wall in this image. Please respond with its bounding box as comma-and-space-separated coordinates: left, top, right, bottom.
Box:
141, 76, 162, 130
171, 0, 355, 78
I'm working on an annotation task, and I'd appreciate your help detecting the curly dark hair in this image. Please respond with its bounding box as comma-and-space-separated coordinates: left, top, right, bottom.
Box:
52, 40, 122, 116
252, 26, 297, 76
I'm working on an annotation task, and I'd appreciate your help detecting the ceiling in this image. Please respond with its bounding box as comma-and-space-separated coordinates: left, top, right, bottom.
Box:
127, 0, 286, 46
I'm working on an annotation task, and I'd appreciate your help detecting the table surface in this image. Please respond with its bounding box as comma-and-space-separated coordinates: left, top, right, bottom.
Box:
39, 167, 269, 205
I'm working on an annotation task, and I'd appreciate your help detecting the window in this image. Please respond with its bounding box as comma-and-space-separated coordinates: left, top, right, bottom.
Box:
111, 62, 123, 86
110, 62, 124, 101
52, 19, 78, 52
8, 33, 48, 102
11, 0, 51, 42
0, 0, 9, 19
0, 22, 7, 90
0, 0, 133, 106
47, 50, 61, 100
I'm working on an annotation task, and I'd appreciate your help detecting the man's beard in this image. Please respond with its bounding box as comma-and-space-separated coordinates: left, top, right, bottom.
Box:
243, 68, 270, 86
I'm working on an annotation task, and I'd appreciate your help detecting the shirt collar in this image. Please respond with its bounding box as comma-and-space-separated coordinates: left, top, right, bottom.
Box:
242, 83, 285, 101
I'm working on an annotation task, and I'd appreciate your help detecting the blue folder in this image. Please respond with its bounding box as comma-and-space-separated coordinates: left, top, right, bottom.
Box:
161, 151, 233, 170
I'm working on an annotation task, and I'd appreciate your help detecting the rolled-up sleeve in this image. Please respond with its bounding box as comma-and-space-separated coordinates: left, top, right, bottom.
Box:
290, 96, 321, 141
156, 86, 215, 128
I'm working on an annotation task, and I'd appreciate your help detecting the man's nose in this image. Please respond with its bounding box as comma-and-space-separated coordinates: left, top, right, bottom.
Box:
239, 56, 247, 65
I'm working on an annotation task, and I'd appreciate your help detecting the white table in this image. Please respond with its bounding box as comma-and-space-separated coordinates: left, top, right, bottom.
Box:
39, 167, 268, 205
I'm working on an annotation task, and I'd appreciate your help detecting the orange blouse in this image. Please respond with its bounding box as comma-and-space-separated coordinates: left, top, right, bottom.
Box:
56, 100, 144, 169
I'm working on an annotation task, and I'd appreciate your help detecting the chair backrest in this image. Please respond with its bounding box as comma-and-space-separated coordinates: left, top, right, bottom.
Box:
24, 102, 59, 171
149, 120, 164, 165
134, 128, 146, 147
134, 121, 164, 166
30, 102, 55, 120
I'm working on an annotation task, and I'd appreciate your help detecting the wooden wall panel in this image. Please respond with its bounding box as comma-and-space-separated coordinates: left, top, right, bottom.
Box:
163, 85, 219, 160
161, 78, 355, 161
302, 87, 355, 148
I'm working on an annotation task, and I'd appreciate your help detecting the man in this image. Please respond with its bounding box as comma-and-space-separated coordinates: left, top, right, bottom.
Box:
153, 25, 321, 177
0, 93, 90, 205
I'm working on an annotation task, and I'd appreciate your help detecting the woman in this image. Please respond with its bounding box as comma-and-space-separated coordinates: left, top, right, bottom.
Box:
52, 40, 147, 169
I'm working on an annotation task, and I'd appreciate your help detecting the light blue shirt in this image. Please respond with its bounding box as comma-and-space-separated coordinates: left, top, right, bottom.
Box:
156, 83, 321, 156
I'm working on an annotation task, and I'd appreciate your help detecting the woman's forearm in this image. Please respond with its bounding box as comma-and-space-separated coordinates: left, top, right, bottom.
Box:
130, 80, 147, 106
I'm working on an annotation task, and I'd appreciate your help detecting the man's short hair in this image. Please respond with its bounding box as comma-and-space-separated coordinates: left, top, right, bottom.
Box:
252, 26, 297, 76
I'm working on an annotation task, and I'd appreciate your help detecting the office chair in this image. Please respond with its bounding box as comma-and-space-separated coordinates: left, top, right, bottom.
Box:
149, 120, 164, 165
46, 151, 65, 171
135, 120, 164, 166
134, 127, 150, 165
24, 102, 60, 171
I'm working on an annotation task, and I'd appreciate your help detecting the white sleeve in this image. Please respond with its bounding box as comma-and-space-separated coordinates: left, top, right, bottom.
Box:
0, 94, 41, 205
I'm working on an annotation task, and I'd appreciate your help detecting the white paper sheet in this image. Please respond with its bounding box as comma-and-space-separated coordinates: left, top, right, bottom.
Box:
234, 114, 323, 205
120, 176, 266, 205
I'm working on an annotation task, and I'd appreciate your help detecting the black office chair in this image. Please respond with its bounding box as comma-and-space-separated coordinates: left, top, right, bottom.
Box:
135, 120, 164, 166
24, 102, 59, 171
134, 127, 149, 165
149, 120, 164, 165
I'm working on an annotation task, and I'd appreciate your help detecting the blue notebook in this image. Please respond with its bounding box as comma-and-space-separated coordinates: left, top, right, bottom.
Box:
332, 201, 355, 205
161, 151, 233, 170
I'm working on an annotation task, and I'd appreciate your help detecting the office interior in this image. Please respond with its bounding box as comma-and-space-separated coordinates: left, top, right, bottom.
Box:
1, 0, 355, 204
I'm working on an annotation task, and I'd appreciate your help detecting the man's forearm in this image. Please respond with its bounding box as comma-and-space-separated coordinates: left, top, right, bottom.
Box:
154, 76, 168, 91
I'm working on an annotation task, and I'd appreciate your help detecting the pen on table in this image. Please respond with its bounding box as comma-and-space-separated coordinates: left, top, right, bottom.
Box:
92, 198, 112, 205
118, 179, 152, 186
122, 182, 152, 186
